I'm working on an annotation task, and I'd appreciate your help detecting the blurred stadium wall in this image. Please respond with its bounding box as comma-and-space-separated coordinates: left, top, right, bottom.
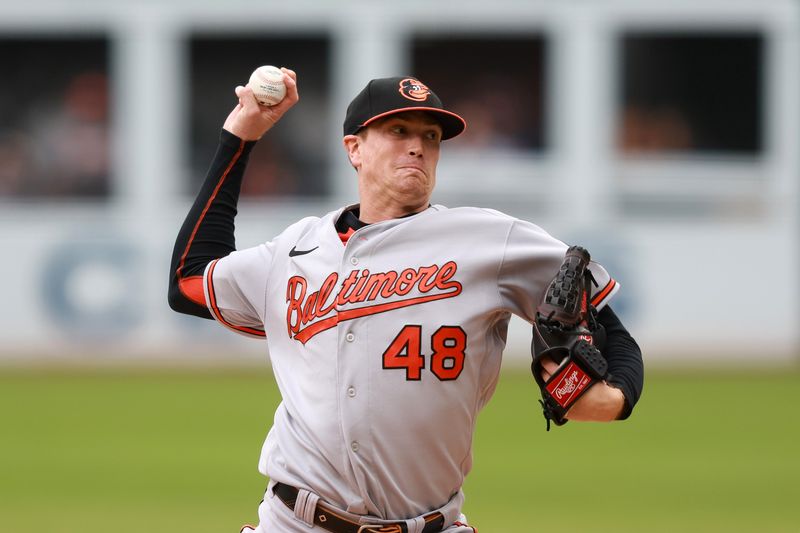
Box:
0, 0, 797, 364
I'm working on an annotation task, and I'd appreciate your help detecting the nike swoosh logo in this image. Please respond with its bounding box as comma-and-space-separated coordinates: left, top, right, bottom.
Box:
289, 246, 319, 257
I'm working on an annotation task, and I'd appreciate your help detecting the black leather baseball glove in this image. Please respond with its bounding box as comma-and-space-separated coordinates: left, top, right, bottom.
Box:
531, 246, 611, 430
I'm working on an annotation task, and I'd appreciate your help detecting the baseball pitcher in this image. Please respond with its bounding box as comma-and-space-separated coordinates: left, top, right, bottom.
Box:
169, 70, 644, 533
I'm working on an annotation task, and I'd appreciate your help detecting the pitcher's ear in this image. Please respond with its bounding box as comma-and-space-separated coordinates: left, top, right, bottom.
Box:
343, 134, 361, 168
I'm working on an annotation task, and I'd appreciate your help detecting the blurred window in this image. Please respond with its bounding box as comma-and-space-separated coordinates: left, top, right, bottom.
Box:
188, 34, 331, 198
0, 37, 111, 199
618, 32, 763, 156
411, 35, 547, 151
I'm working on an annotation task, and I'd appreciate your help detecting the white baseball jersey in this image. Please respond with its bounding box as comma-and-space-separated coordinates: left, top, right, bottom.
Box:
202, 204, 619, 521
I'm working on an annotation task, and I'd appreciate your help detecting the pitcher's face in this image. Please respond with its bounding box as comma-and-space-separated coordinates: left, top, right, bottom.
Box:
345, 111, 443, 209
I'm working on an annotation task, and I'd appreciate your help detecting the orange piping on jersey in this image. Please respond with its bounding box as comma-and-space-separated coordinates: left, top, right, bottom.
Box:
206, 259, 266, 338
175, 138, 245, 288
591, 278, 617, 307
178, 276, 206, 306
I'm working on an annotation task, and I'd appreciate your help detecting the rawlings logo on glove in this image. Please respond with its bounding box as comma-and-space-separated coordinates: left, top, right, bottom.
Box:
547, 363, 591, 405
531, 246, 612, 430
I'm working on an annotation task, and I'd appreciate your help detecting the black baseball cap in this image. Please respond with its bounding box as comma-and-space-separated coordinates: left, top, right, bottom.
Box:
343, 77, 467, 140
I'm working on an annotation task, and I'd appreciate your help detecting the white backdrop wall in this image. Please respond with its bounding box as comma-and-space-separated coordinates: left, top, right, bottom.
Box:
1, 0, 798, 364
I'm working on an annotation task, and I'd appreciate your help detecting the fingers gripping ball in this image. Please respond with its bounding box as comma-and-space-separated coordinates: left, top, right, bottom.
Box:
531, 246, 611, 430
247, 65, 287, 106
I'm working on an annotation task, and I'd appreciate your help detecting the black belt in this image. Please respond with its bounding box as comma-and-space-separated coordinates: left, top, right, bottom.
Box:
273, 482, 446, 533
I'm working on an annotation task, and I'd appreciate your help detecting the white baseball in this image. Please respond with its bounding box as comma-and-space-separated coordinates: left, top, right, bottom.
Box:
247, 65, 287, 106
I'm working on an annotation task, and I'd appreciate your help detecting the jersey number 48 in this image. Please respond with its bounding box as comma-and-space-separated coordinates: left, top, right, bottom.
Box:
382, 325, 466, 381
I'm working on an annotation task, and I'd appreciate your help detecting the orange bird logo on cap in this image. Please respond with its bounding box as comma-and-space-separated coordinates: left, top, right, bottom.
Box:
398, 78, 431, 102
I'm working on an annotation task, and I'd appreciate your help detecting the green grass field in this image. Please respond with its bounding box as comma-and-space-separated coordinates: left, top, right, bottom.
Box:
1, 366, 798, 532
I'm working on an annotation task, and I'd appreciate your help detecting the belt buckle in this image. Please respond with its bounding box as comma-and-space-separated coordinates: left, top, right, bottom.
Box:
357, 525, 402, 533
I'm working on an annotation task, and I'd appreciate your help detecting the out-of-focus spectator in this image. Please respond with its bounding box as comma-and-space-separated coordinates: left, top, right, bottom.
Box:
26, 71, 111, 197
447, 75, 544, 150
0, 132, 33, 195
239, 139, 301, 196
0, 70, 111, 199
619, 33, 762, 156
619, 105, 693, 153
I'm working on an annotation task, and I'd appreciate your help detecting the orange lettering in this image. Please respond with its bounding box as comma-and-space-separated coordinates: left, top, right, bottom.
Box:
285, 262, 463, 343
435, 261, 461, 292
345, 269, 371, 304
337, 270, 361, 305
316, 273, 339, 317
395, 268, 420, 296
285, 276, 307, 335
417, 265, 439, 292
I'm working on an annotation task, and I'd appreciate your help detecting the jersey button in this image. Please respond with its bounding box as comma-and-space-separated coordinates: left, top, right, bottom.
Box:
350, 257, 359, 265
347, 387, 356, 398
345, 333, 355, 342
351, 441, 359, 452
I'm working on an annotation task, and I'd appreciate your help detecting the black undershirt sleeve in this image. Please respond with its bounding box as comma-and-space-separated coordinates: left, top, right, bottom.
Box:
597, 305, 644, 419
167, 130, 257, 318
